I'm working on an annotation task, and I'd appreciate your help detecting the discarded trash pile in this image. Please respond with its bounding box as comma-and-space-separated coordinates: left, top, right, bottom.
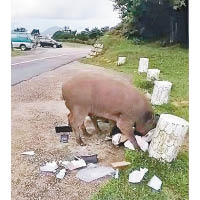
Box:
21, 151, 117, 182
109, 127, 155, 152
20, 113, 189, 192
21, 151, 162, 190
39, 156, 116, 182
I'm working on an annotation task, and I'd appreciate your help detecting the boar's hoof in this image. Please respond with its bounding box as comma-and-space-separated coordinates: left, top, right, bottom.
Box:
80, 142, 86, 146
76, 138, 86, 146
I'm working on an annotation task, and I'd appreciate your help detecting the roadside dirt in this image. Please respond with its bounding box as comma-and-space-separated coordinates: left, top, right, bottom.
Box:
11, 61, 133, 200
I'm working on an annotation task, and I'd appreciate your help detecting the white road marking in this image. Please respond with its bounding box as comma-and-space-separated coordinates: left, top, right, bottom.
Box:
11, 51, 87, 66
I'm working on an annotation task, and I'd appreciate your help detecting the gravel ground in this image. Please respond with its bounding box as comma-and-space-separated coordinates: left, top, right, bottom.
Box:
11, 61, 133, 200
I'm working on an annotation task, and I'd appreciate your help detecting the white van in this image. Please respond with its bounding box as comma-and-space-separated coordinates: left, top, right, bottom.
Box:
11, 32, 35, 51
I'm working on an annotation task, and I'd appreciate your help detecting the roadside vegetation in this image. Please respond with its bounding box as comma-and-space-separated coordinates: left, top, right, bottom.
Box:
52, 26, 109, 45
11, 49, 24, 57
82, 34, 188, 200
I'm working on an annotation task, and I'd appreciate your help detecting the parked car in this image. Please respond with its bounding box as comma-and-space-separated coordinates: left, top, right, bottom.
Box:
11, 32, 35, 51
39, 38, 62, 48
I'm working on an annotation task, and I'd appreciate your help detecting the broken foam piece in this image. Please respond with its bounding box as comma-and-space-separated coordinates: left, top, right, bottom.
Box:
124, 140, 135, 150
135, 136, 149, 152
129, 168, 148, 183
112, 134, 121, 146
40, 161, 58, 172
62, 159, 86, 170
147, 175, 162, 190
21, 151, 35, 156
56, 169, 66, 179
76, 164, 115, 182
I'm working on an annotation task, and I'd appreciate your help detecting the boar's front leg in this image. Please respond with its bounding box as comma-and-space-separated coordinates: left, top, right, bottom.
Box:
116, 118, 140, 150
68, 109, 87, 146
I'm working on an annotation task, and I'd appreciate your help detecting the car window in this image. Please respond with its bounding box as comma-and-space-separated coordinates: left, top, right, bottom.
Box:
18, 33, 27, 38
11, 33, 17, 38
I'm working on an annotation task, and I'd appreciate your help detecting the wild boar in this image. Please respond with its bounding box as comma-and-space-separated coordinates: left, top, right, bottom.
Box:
62, 72, 156, 149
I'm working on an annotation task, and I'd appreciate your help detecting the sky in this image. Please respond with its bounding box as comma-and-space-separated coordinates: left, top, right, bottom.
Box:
11, 0, 121, 32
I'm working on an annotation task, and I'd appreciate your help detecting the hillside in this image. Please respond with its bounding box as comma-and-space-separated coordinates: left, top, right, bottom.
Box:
42, 26, 61, 36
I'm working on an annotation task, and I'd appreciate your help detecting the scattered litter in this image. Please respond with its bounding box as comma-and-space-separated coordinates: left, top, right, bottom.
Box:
104, 136, 112, 141
111, 161, 131, 168
55, 125, 72, 133
56, 169, 66, 179
129, 168, 148, 183
124, 140, 135, 150
40, 161, 58, 172
135, 136, 149, 152
143, 128, 156, 142
76, 164, 115, 182
115, 169, 119, 179
124, 137, 149, 152
70, 159, 86, 170
21, 151, 35, 156
112, 133, 122, 146
147, 175, 162, 190
60, 134, 69, 143
120, 135, 128, 143
80, 154, 98, 164
62, 159, 86, 170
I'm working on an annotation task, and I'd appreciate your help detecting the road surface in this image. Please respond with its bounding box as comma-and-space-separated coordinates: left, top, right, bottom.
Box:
11, 46, 91, 85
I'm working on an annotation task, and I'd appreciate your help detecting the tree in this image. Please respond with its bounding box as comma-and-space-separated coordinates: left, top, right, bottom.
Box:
112, 0, 188, 44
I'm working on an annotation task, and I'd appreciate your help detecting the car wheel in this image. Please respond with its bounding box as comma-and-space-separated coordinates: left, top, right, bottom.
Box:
20, 44, 26, 51
53, 44, 57, 48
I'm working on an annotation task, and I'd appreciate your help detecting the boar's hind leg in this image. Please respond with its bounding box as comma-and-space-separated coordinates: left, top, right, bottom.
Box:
81, 123, 92, 137
69, 110, 87, 146
90, 116, 102, 134
116, 119, 140, 150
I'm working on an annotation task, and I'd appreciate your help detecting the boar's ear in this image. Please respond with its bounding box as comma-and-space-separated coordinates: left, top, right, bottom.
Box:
144, 111, 154, 123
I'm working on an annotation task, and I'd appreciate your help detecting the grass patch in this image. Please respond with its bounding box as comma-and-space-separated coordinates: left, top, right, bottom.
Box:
92, 150, 188, 200
11, 49, 24, 57
82, 34, 188, 199
82, 34, 189, 120
62, 42, 92, 48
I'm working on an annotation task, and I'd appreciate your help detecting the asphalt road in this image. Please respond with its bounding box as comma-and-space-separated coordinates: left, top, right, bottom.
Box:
11, 46, 91, 85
